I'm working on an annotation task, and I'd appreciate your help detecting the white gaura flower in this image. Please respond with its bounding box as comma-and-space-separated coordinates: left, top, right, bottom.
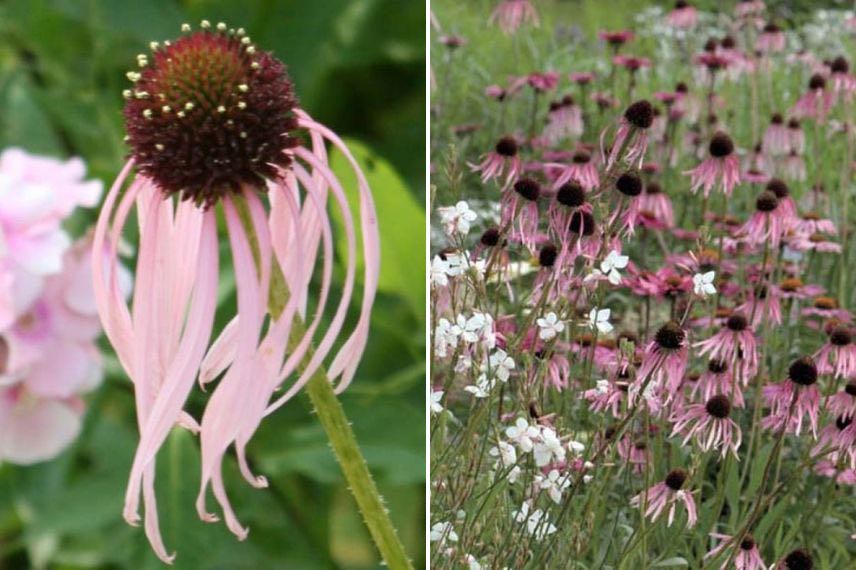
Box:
489, 440, 517, 467
464, 554, 482, 570
595, 379, 610, 394
600, 250, 629, 284
588, 307, 613, 334
430, 521, 459, 545
567, 440, 586, 455
506, 418, 539, 452
430, 255, 451, 287
459, 311, 496, 348
438, 200, 477, 237
513, 503, 558, 540
488, 349, 516, 382
534, 426, 566, 467
692, 271, 716, 297
536, 312, 565, 341
433, 318, 459, 358
536, 469, 572, 503
430, 390, 444, 415
463, 374, 493, 398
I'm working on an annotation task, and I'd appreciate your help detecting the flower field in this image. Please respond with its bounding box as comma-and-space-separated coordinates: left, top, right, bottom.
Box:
430, 1, 856, 568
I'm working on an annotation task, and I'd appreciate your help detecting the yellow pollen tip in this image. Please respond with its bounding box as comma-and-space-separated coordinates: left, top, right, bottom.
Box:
200, 20, 211, 29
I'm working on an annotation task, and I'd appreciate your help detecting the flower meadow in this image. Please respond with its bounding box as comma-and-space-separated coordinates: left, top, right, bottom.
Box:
430, 1, 856, 568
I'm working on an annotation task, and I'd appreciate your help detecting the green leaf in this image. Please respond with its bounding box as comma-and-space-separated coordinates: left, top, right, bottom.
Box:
0, 74, 62, 155
653, 557, 689, 567
329, 138, 425, 315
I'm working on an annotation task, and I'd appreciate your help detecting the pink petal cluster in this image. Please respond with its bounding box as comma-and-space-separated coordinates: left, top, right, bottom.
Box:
0, 148, 111, 465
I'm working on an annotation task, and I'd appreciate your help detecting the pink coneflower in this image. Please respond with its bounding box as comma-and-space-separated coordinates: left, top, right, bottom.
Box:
583, 379, 628, 417
636, 181, 675, 229
762, 357, 822, 436
489, 0, 539, 34
786, 119, 805, 153
527, 71, 560, 93
470, 136, 523, 188
802, 296, 851, 323
828, 382, 856, 420
598, 30, 634, 48
776, 277, 824, 301
685, 131, 741, 197
776, 549, 814, 569
814, 324, 856, 379
630, 469, 698, 527
605, 100, 654, 169
542, 97, 584, 144
547, 181, 589, 241
764, 178, 797, 225
743, 169, 769, 184
569, 71, 595, 85
693, 51, 731, 84
612, 54, 651, 73
789, 231, 842, 254
671, 394, 742, 457
502, 178, 542, 249
485, 84, 508, 101
636, 321, 689, 396
735, 0, 765, 17
757, 22, 786, 53
565, 209, 602, 257
794, 211, 837, 236
617, 434, 651, 473
762, 113, 789, 155
695, 313, 759, 379
829, 56, 856, 98
665, 0, 697, 28
790, 74, 834, 121
612, 171, 643, 234
782, 150, 806, 181
543, 349, 571, 391
549, 149, 598, 190
94, 23, 379, 561
811, 415, 856, 465
439, 35, 467, 49
705, 534, 766, 570
741, 190, 786, 248
694, 359, 745, 407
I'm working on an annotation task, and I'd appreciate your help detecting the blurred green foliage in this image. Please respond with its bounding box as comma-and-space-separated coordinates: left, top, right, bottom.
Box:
0, 1, 425, 568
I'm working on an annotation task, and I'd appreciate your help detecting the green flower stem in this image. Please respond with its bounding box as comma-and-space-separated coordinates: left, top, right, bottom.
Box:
237, 196, 413, 570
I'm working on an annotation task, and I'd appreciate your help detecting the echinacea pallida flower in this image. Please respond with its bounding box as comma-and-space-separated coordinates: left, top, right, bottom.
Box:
92, 21, 379, 563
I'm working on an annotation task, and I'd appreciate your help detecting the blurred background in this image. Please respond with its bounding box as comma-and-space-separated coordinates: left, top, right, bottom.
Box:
0, 1, 425, 568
